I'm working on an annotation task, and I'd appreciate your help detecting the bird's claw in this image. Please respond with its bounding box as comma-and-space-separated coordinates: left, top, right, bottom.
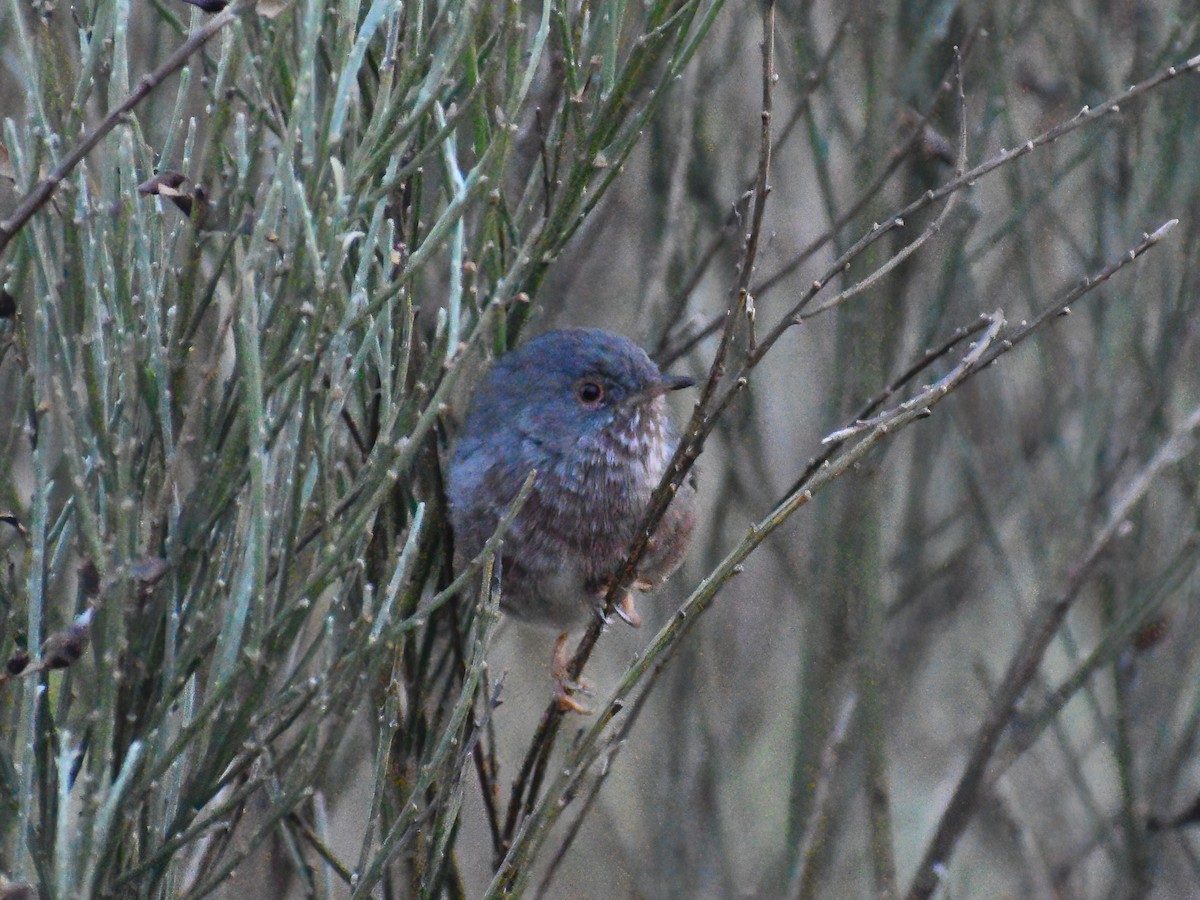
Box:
591, 577, 646, 628
614, 590, 643, 628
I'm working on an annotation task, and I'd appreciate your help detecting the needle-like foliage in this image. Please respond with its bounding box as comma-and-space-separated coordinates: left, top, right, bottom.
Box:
2, 1, 1200, 898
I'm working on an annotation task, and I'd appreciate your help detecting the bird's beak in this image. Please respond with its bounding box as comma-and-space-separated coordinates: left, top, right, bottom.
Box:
660, 374, 696, 392
623, 374, 696, 407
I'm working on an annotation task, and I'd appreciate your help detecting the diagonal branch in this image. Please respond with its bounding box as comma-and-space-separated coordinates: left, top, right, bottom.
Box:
0, 5, 244, 256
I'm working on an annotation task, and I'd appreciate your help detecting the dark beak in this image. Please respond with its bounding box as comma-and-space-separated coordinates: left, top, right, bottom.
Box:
660, 374, 696, 392
623, 373, 696, 407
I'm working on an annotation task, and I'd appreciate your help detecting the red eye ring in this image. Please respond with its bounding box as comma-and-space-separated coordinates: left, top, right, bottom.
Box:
576, 380, 605, 406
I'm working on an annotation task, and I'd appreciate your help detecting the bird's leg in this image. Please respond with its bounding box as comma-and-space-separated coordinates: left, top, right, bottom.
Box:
550, 632, 593, 714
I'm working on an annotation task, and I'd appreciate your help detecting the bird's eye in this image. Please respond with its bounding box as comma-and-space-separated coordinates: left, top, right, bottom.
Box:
576, 380, 605, 406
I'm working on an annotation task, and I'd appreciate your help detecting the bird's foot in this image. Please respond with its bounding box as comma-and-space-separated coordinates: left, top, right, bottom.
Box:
551, 632, 593, 714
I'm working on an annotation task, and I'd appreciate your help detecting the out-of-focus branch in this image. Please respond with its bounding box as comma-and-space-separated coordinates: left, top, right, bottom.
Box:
789, 690, 859, 900
905, 399, 1200, 900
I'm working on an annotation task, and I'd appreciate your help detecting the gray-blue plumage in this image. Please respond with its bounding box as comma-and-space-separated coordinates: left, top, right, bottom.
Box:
447, 328, 696, 626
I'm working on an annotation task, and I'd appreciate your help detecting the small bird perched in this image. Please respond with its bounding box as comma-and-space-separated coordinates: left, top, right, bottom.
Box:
448, 328, 697, 706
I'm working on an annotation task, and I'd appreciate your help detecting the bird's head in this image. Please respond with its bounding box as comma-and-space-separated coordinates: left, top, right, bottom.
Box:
465, 328, 694, 468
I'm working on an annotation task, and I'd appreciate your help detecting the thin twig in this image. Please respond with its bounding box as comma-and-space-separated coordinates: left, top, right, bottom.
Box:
499, 0, 780, 863
655, 25, 984, 368
736, 0, 777, 356
0, 5, 244, 255
904, 399, 1200, 900
780, 317, 989, 501
789, 690, 859, 900
824, 220, 1178, 445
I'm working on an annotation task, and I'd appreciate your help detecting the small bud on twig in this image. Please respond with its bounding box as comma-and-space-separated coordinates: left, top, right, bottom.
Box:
40, 608, 94, 670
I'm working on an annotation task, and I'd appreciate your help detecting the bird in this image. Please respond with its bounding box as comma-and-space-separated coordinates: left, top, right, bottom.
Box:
447, 328, 697, 709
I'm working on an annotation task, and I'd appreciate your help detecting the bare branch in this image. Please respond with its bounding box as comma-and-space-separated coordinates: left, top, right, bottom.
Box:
905, 399, 1200, 900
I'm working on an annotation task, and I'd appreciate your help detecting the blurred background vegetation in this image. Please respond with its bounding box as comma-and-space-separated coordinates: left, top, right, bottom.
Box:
2, 0, 1200, 897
